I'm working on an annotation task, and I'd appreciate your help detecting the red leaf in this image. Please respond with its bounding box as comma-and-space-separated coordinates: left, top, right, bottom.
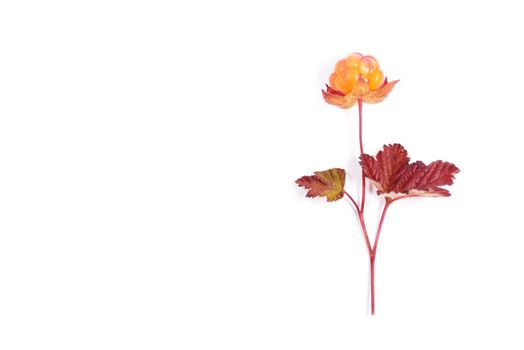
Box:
296, 168, 346, 202
360, 144, 459, 199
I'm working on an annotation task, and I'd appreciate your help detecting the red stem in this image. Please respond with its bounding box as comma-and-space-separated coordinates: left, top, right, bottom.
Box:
370, 256, 375, 315
359, 212, 373, 256
369, 199, 392, 315
344, 190, 360, 214
344, 188, 372, 254
373, 199, 391, 254
358, 99, 366, 214
346, 99, 397, 315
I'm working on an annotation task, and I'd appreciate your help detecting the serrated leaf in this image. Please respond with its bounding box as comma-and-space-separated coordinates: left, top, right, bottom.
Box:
360, 144, 459, 199
296, 168, 346, 202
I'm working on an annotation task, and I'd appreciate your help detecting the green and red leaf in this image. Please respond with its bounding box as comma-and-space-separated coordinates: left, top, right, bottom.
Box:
360, 144, 459, 199
296, 168, 346, 202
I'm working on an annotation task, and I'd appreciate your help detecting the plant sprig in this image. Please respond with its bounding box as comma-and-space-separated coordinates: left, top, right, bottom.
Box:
296, 52, 459, 315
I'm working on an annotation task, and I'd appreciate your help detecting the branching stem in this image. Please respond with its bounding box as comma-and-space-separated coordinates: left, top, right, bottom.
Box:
369, 198, 392, 315
373, 199, 391, 254
348, 100, 394, 315
358, 212, 373, 256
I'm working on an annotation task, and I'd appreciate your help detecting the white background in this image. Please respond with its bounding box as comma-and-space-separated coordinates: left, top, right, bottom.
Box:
1, 0, 524, 349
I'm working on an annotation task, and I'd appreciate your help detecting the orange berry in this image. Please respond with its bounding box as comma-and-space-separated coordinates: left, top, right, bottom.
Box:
345, 53, 363, 69
358, 56, 379, 77
335, 59, 347, 73
334, 76, 352, 94
341, 68, 360, 89
329, 73, 337, 87
369, 69, 384, 90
